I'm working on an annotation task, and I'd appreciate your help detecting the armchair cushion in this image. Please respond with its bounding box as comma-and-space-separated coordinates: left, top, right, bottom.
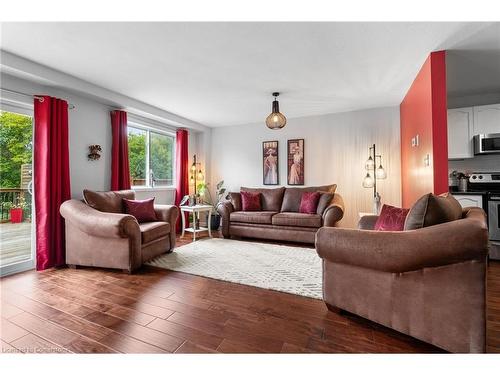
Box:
139, 222, 170, 244
404, 192, 462, 230
374, 204, 409, 231
83, 189, 135, 213
123, 197, 157, 223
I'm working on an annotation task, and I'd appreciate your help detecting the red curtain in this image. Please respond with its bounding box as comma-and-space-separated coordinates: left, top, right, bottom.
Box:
110, 110, 131, 190
175, 128, 189, 232
34, 96, 71, 271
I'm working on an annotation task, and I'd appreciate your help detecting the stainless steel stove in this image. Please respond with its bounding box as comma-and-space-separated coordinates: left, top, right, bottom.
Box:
469, 172, 500, 259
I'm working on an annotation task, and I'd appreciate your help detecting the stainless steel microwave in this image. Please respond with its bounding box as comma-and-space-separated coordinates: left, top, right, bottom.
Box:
474, 133, 500, 155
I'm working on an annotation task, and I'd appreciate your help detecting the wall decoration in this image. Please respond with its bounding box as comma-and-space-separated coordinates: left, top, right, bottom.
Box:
88, 144, 102, 161
262, 141, 279, 185
287, 139, 304, 185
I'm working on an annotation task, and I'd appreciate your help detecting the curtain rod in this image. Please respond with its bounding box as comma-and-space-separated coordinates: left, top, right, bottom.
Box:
0, 88, 76, 109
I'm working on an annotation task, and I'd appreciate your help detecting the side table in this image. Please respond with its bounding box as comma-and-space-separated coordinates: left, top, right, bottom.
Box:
180, 204, 213, 241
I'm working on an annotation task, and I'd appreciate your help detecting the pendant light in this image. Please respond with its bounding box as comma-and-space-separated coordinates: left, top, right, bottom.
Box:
265, 92, 287, 129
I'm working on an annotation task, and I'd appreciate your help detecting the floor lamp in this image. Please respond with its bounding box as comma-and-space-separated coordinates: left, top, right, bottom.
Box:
362, 144, 387, 214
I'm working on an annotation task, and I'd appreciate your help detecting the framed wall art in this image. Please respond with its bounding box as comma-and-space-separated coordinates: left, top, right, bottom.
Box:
287, 139, 304, 185
262, 140, 279, 185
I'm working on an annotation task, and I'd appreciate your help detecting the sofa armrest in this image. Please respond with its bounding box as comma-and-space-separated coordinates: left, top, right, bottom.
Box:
316, 208, 488, 273
60, 199, 140, 239
358, 215, 379, 230
322, 193, 344, 227
216, 200, 234, 237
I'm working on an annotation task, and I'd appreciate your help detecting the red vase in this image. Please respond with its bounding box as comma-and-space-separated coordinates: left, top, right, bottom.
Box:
10, 208, 23, 223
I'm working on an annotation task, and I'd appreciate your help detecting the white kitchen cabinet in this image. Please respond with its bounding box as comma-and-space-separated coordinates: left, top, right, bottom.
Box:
452, 194, 483, 209
473, 104, 500, 135
447, 107, 474, 159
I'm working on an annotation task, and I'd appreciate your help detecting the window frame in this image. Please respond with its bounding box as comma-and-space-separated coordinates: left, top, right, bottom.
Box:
127, 121, 176, 190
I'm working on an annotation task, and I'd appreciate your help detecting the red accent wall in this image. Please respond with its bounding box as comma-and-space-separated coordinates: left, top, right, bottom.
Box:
400, 51, 448, 208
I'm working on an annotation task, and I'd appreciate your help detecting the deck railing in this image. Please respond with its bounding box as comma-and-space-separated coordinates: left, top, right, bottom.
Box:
0, 188, 32, 222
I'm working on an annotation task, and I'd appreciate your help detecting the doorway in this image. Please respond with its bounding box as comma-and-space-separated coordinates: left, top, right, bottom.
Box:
0, 109, 35, 276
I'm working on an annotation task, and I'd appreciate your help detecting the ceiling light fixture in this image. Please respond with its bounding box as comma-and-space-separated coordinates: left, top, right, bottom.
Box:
265, 92, 287, 129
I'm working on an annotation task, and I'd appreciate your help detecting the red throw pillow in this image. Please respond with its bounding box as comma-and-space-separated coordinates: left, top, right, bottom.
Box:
299, 192, 321, 214
374, 204, 410, 231
123, 198, 157, 223
241, 191, 261, 211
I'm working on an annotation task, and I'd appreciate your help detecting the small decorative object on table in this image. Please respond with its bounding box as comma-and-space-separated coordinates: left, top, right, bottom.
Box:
188, 195, 196, 206
88, 145, 102, 161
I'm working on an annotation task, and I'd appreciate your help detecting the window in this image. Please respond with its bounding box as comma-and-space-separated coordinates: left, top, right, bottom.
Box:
127, 125, 175, 188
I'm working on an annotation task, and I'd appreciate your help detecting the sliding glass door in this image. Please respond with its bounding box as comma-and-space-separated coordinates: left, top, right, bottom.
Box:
0, 109, 35, 276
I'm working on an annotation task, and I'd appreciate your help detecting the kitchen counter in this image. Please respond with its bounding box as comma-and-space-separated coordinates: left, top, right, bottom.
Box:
449, 190, 488, 195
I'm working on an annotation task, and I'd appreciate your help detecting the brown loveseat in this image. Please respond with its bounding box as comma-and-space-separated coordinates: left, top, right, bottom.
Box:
60, 189, 179, 273
316, 201, 489, 353
217, 185, 344, 244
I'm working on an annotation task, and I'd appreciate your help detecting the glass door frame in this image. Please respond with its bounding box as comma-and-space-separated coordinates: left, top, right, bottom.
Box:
0, 102, 35, 277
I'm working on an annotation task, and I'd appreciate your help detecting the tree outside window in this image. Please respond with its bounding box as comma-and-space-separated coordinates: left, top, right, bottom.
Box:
127, 125, 174, 187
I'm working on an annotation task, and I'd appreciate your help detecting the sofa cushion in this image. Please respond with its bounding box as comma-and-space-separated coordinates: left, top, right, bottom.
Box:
299, 192, 321, 214
83, 189, 135, 213
139, 222, 170, 244
374, 204, 410, 231
316, 192, 334, 215
229, 192, 242, 211
123, 198, 157, 223
230, 211, 277, 225
404, 193, 463, 231
281, 184, 337, 212
241, 186, 285, 211
272, 212, 322, 228
241, 191, 262, 211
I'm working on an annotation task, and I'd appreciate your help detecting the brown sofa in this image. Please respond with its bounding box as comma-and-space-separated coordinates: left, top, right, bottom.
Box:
60, 189, 179, 273
316, 206, 489, 353
217, 185, 344, 244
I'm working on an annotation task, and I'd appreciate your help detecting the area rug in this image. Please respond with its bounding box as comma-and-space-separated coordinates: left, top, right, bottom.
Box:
146, 238, 323, 299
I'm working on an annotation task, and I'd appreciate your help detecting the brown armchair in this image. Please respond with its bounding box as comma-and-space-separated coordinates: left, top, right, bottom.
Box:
60, 190, 179, 273
315, 207, 489, 353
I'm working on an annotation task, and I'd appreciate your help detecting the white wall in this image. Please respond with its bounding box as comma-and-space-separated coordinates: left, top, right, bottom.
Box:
1, 73, 204, 205
210, 106, 401, 228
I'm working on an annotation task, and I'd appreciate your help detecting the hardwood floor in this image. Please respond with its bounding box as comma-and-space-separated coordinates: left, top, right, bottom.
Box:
1, 232, 499, 354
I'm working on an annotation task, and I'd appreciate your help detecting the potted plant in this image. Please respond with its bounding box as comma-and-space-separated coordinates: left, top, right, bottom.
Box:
4, 196, 28, 224
197, 180, 229, 230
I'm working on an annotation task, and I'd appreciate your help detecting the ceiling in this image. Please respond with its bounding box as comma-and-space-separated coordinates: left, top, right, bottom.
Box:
1, 22, 499, 127
446, 23, 500, 97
